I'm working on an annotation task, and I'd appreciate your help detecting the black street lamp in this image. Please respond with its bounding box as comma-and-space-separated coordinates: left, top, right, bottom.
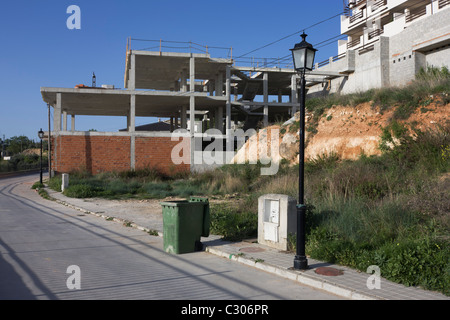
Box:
290, 32, 317, 270
38, 128, 44, 184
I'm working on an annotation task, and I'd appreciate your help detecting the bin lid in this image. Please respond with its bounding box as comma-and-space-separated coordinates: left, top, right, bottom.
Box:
160, 200, 189, 206
160, 200, 204, 207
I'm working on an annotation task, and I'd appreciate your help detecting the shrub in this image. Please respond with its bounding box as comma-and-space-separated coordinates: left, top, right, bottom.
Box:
63, 184, 97, 198
141, 182, 173, 198
210, 203, 257, 241
375, 237, 449, 294
48, 175, 62, 192
31, 181, 44, 190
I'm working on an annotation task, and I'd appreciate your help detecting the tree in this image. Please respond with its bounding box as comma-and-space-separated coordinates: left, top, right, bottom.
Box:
5, 136, 35, 155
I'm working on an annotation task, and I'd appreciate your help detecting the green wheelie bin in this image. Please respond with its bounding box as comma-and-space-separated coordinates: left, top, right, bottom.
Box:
160, 197, 210, 254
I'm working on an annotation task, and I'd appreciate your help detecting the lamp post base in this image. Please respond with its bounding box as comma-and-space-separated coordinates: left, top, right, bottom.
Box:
294, 204, 308, 270
294, 255, 308, 270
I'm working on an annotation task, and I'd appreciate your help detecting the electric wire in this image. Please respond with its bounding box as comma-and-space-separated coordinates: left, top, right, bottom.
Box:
234, 0, 430, 65
234, 11, 344, 59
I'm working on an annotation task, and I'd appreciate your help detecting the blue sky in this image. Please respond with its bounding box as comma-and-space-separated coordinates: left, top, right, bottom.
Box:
0, 0, 344, 141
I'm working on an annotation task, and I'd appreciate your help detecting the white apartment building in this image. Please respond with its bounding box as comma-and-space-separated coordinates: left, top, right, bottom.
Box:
307, 0, 450, 95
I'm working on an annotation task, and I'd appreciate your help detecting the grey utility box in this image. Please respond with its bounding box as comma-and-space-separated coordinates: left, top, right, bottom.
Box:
258, 194, 296, 251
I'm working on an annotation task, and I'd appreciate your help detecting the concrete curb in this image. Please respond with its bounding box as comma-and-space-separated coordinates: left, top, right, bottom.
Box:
204, 246, 380, 300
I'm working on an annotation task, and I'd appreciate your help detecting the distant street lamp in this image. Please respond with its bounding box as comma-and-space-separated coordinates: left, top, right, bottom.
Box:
38, 129, 44, 184
290, 32, 317, 270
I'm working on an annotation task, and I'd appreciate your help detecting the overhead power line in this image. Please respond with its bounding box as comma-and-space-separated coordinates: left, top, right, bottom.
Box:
235, 11, 344, 59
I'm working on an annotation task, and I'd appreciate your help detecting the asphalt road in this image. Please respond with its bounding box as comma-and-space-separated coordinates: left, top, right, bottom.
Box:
0, 173, 342, 302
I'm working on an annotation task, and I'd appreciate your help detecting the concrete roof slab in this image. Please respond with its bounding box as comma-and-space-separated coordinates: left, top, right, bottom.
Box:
41, 87, 227, 118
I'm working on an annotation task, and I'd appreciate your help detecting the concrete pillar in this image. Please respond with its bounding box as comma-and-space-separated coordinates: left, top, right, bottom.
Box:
130, 134, 135, 171
215, 73, 223, 96
263, 106, 269, 127
181, 69, 188, 92
216, 106, 223, 133
129, 95, 136, 132
71, 115, 75, 132
54, 93, 62, 132
209, 114, 214, 131
174, 80, 180, 92
129, 95, 136, 171
63, 111, 68, 131
189, 56, 195, 134
380, 36, 390, 88
208, 80, 214, 96
225, 65, 233, 160
181, 106, 187, 129
291, 74, 298, 114
129, 53, 136, 90
263, 72, 269, 127
190, 98, 196, 133
225, 65, 232, 133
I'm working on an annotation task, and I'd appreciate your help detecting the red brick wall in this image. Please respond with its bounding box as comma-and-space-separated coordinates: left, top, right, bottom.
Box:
52, 135, 131, 174
51, 134, 190, 176
135, 136, 190, 175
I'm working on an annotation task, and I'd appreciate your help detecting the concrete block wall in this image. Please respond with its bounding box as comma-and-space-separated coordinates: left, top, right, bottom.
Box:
308, 40, 387, 96
426, 45, 450, 67
389, 8, 450, 86
51, 134, 190, 176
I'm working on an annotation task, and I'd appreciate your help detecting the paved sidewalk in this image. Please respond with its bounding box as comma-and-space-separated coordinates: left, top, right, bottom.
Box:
45, 188, 449, 300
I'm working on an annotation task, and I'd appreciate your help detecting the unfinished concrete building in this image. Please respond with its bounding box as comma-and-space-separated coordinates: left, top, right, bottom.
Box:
41, 40, 343, 175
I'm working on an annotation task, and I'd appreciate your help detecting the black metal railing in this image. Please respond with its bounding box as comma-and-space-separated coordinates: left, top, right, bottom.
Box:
350, 10, 364, 24
368, 28, 384, 40
439, 0, 450, 9
347, 37, 361, 49
372, 0, 387, 12
406, 6, 427, 23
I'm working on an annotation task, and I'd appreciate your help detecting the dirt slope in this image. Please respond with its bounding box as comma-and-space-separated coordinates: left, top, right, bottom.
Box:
232, 97, 449, 164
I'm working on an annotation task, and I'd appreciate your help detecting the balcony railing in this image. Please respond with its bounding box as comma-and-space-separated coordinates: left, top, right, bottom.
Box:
314, 53, 347, 70
406, 6, 427, 23
350, 10, 364, 24
368, 28, 384, 40
439, 0, 450, 9
372, 0, 387, 12
347, 37, 361, 49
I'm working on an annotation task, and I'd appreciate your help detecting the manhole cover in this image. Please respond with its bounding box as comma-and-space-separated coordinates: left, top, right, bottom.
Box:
239, 247, 265, 253
315, 267, 344, 276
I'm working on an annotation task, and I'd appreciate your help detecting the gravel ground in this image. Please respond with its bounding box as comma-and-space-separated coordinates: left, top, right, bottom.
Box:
45, 188, 177, 233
